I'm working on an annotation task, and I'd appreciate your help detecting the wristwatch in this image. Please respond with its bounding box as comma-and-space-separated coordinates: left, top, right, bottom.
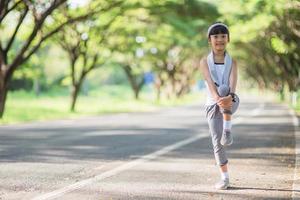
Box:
229, 92, 236, 102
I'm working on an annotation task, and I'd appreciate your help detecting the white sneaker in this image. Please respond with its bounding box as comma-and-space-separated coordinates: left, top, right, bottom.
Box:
215, 178, 230, 190
221, 130, 233, 146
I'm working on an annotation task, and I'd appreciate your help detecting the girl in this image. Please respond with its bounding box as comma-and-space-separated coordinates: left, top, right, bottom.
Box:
199, 22, 239, 190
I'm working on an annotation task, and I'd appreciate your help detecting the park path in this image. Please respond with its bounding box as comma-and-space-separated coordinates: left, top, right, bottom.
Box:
0, 97, 299, 200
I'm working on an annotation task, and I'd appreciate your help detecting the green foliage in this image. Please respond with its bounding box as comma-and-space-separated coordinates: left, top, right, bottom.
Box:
1, 86, 201, 124
219, 0, 300, 93
271, 36, 289, 54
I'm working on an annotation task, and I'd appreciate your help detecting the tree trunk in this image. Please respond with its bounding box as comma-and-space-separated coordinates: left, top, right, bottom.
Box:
171, 78, 177, 99
134, 87, 140, 99
0, 81, 8, 118
279, 85, 285, 101
34, 78, 40, 96
155, 73, 165, 101
291, 90, 298, 107
70, 84, 80, 112
128, 79, 139, 100
0, 67, 9, 118
156, 85, 161, 101
122, 65, 144, 100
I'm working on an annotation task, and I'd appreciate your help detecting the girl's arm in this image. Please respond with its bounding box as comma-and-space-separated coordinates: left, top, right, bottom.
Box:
229, 60, 238, 93
199, 57, 220, 101
218, 59, 237, 109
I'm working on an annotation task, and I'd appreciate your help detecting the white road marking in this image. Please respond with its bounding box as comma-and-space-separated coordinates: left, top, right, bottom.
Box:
32, 103, 266, 200
31, 133, 209, 200
289, 109, 300, 199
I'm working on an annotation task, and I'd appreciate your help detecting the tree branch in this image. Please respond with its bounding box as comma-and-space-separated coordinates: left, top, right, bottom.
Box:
4, 6, 28, 53
21, 0, 125, 66
7, 0, 125, 83
70, 55, 77, 86
0, 43, 5, 68
6, 0, 65, 82
83, 54, 101, 77
0, 0, 22, 23
22, 11, 97, 64
0, 0, 9, 20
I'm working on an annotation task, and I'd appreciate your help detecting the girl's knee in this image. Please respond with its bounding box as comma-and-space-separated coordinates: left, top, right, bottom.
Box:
217, 84, 230, 97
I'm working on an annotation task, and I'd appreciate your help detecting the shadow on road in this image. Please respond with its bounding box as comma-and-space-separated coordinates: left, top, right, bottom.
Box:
0, 102, 295, 167
229, 186, 300, 193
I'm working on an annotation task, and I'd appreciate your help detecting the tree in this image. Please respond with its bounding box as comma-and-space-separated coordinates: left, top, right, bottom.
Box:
219, 0, 300, 97
107, 6, 153, 99
55, 3, 124, 111
108, 0, 218, 100
146, 0, 218, 99
0, 0, 109, 117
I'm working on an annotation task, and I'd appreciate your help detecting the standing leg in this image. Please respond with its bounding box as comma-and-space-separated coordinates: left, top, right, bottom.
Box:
206, 104, 230, 189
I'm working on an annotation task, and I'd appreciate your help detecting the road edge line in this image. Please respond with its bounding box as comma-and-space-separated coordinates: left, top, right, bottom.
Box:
289, 108, 300, 199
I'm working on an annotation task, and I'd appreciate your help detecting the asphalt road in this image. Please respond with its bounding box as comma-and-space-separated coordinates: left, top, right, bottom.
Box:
0, 98, 299, 200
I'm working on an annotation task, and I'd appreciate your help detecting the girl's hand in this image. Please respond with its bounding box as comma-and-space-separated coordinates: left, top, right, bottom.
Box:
217, 95, 232, 109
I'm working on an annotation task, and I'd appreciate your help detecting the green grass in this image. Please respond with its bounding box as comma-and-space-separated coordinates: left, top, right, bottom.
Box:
1, 85, 203, 124
4, 85, 299, 124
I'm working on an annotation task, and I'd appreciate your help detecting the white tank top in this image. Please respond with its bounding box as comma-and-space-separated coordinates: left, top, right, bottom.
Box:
205, 63, 225, 106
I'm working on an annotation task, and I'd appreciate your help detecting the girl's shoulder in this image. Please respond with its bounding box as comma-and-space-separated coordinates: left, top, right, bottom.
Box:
199, 56, 210, 71
200, 55, 209, 65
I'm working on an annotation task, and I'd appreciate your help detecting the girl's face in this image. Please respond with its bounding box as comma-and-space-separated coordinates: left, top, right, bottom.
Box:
209, 34, 229, 52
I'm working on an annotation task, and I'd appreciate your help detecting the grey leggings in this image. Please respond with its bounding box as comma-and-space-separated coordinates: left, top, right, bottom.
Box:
205, 104, 228, 166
